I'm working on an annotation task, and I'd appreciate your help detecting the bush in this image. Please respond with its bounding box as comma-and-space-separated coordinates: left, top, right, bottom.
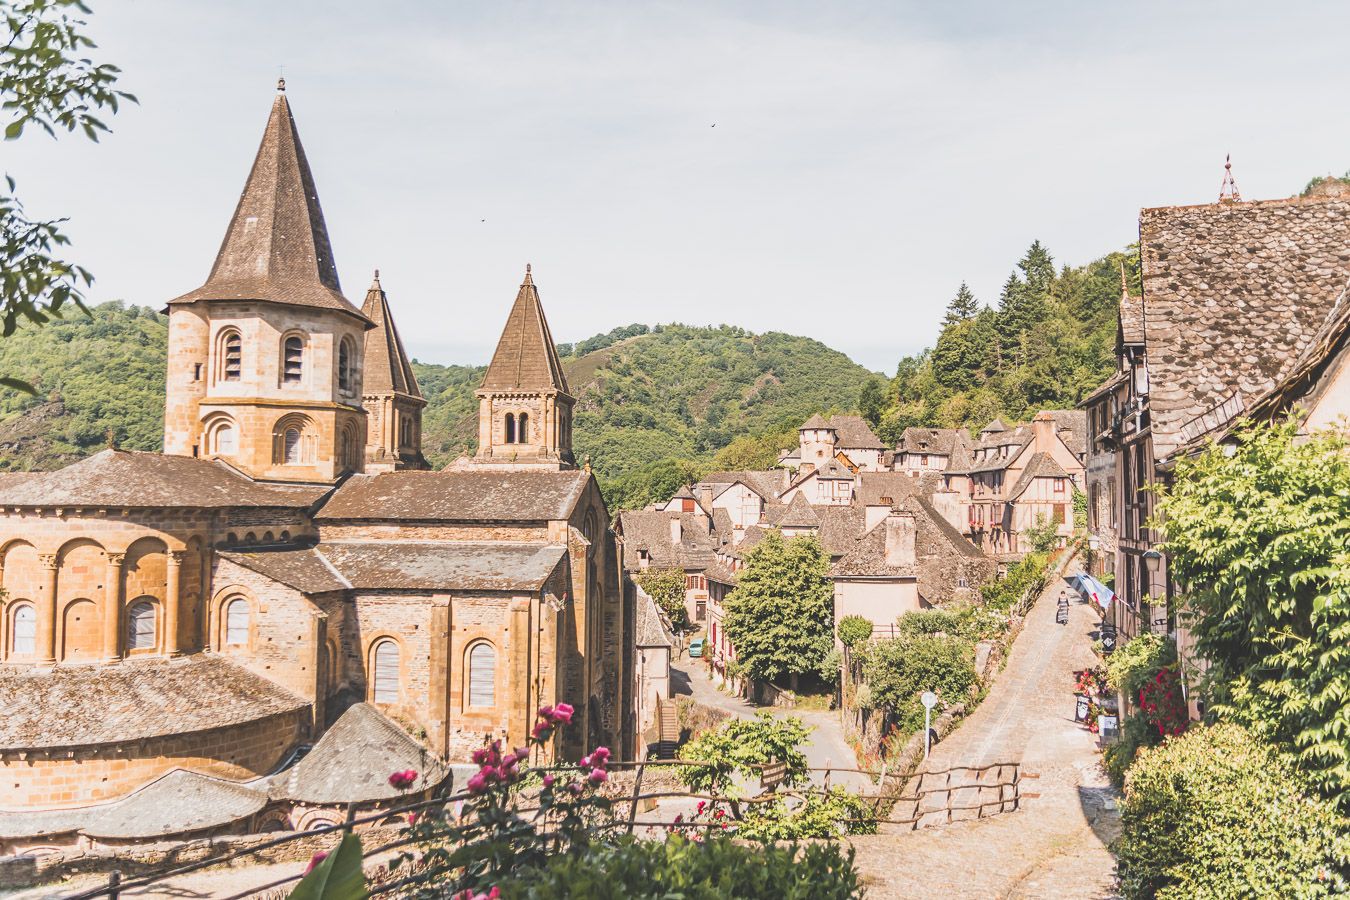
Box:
506, 833, 863, 899
678, 713, 811, 795
1103, 712, 1157, 789
1105, 632, 1175, 697
980, 552, 1050, 611
862, 634, 976, 734
1117, 724, 1350, 899
837, 615, 873, 650
897, 604, 1006, 643
635, 568, 691, 633
736, 788, 878, 841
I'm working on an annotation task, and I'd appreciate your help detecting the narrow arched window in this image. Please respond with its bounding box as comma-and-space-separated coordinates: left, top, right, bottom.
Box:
214, 422, 237, 455
222, 331, 242, 381
504, 413, 516, 445
225, 598, 249, 645
338, 338, 354, 393
11, 604, 35, 655
372, 639, 400, 704
283, 336, 304, 384
517, 413, 529, 443
127, 600, 156, 651
284, 427, 302, 464
468, 642, 496, 707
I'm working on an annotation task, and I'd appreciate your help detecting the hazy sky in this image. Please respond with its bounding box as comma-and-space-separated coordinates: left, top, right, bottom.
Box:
7, 1, 1349, 372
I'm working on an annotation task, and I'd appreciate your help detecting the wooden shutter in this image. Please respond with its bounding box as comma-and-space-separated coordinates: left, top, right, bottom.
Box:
373, 640, 400, 704
468, 643, 496, 708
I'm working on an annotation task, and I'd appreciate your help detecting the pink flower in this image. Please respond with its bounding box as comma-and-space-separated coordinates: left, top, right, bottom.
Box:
580, 755, 591, 768
407, 812, 419, 825
589, 746, 611, 764
568, 782, 583, 795
538, 704, 555, 720
674, 813, 684, 824
696, 800, 706, 815
466, 772, 489, 794
471, 747, 491, 766
304, 851, 328, 875
543, 774, 555, 788
588, 767, 607, 784
552, 702, 575, 724
532, 721, 553, 740
388, 769, 418, 790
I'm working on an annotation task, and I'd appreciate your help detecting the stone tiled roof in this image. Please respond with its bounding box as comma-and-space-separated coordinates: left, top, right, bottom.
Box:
704, 560, 739, 585
0, 449, 330, 509
700, 470, 784, 501
618, 510, 715, 571
320, 541, 567, 591
220, 547, 350, 593
896, 427, 965, 455
0, 770, 268, 840
816, 505, 865, 557
829, 521, 917, 578
635, 590, 673, 648
0, 656, 307, 750
799, 413, 832, 430
317, 470, 590, 522
361, 273, 422, 398
479, 268, 570, 395
829, 415, 886, 450
1120, 290, 1145, 345
855, 471, 919, 507
1245, 291, 1350, 423
272, 703, 448, 804
170, 88, 367, 323
1044, 410, 1088, 458
1139, 195, 1350, 458
968, 428, 1032, 473
981, 418, 1009, 434
776, 493, 820, 528
1005, 452, 1070, 501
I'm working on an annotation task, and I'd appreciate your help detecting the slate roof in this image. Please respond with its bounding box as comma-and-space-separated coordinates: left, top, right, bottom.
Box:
479, 268, 570, 395
855, 471, 919, 507
0, 770, 268, 840
1139, 194, 1350, 457
219, 547, 350, 593
800, 413, 832, 430
1005, 452, 1070, 501
1044, 410, 1088, 458
829, 520, 917, 578
635, 590, 674, 648
320, 541, 567, 591
1120, 289, 1145, 345
968, 428, 1032, 473
981, 418, 1009, 434
317, 470, 590, 522
816, 505, 866, 557
0, 656, 307, 750
361, 272, 422, 398
0, 449, 330, 509
617, 510, 715, 571
699, 470, 784, 501
271, 703, 448, 804
826, 415, 886, 450
776, 493, 820, 528
896, 427, 965, 455
1245, 290, 1350, 422
170, 86, 367, 323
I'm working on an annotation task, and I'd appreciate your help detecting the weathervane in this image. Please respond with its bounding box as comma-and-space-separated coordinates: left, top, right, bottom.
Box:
1218, 153, 1241, 203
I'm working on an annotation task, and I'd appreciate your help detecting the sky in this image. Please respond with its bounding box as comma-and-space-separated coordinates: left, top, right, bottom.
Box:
7, 1, 1350, 373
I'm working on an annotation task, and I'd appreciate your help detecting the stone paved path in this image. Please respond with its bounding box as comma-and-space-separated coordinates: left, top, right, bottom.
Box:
847, 560, 1121, 899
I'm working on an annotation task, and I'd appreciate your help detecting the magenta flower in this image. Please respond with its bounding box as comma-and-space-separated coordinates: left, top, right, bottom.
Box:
388, 769, 418, 790
588, 767, 608, 784
303, 851, 328, 874
543, 774, 556, 788
466, 772, 489, 794
552, 702, 575, 724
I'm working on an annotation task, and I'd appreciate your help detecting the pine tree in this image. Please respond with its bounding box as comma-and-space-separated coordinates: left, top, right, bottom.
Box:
942, 282, 980, 326
1017, 240, 1055, 298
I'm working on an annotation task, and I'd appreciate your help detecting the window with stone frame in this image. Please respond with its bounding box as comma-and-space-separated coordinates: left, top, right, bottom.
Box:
10, 603, 35, 655
372, 638, 400, 704
467, 641, 497, 708
217, 329, 243, 382
338, 336, 357, 394
224, 597, 249, 645
284, 427, 302, 464
282, 335, 304, 384
127, 599, 156, 651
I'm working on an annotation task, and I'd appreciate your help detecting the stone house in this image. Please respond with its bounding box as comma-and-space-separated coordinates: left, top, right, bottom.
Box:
615, 508, 716, 625
893, 427, 972, 478
786, 414, 887, 473
0, 83, 629, 832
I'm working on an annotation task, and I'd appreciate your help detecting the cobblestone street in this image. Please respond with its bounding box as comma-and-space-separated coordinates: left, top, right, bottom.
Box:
847, 562, 1120, 898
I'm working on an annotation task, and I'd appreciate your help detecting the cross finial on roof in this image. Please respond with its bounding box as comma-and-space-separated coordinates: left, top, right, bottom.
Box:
373, 268, 380, 284
1219, 153, 1241, 203
277, 75, 286, 93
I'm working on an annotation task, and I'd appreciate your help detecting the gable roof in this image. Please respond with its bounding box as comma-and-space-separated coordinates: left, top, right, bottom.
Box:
776, 493, 821, 528
361, 272, 422, 398
617, 510, 715, 571
0, 449, 330, 509
1139, 194, 1350, 458
271, 703, 448, 804
1043, 409, 1088, 458
1005, 452, 1070, 500
829, 518, 917, 578
480, 267, 570, 395
319, 541, 567, 591
635, 590, 674, 648
800, 413, 832, 430
828, 415, 886, 450
896, 427, 966, 455
170, 85, 367, 323
317, 470, 590, 522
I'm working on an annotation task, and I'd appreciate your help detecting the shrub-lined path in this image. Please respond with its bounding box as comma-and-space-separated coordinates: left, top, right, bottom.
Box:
848, 561, 1120, 898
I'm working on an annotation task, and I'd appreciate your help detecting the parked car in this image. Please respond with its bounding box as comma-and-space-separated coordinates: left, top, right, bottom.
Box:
688, 638, 704, 658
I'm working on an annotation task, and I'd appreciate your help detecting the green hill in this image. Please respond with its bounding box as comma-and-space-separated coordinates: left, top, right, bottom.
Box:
0, 307, 876, 508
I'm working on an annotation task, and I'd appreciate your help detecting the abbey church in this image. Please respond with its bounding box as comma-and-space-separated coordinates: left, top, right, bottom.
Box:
0, 82, 628, 824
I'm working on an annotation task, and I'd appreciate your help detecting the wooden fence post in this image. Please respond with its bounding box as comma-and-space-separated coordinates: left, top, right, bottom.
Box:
627, 762, 647, 835
107, 870, 121, 900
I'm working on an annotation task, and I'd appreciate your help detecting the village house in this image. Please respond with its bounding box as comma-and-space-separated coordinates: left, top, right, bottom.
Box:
778, 414, 887, 473
1083, 172, 1350, 661
0, 82, 630, 848
893, 427, 972, 478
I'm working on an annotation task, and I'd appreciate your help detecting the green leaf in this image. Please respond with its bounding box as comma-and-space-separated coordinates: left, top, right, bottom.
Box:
287, 833, 367, 900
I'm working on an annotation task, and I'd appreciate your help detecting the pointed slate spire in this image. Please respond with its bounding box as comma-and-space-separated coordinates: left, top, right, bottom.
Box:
171, 82, 367, 321
360, 270, 421, 398
480, 265, 570, 395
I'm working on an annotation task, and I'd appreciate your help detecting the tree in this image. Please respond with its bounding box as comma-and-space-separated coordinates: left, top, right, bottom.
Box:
1157, 420, 1350, 810
678, 712, 811, 794
712, 427, 795, 472
857, 375, 888, 428
941, 281, 979, 326
861, 634, 976, 734
634, 568, 690, 632
722, 532, 834, 687
2, 0, 133, 389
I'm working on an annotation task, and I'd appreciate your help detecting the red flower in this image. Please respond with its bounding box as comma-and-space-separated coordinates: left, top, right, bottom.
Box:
388, 769, 418, 790
303, 851, 328, 875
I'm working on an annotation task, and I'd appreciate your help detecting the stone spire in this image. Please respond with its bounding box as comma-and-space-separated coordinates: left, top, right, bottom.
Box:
360, 270, 421, 399
170, 82, 367, 321
480, 265, 570, 395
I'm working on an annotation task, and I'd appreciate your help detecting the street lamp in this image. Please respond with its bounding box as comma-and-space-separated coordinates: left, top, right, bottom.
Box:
1142, 549, 1165, 632
1087, 534, 1101, 552
921, 691, 938, 759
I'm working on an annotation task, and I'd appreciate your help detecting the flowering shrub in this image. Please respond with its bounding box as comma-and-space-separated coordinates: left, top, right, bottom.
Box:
1136, 667, 1188, 738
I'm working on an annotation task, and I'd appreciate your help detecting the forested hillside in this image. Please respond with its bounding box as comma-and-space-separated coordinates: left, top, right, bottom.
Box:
873, 241, 1136, 444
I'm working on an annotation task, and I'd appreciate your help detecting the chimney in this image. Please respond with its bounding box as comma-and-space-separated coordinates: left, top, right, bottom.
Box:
699, 484, 714, 511
1032, 412, 1055, 452
865, 496, 894, 531
670, 516, 682, 545
884, 511, 917, 568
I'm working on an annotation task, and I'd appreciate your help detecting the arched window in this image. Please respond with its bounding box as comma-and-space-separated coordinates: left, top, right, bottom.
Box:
219, 330, 242, 382
10, 603, 35, 655
504, 413, 516, 445
399, 414, 413, 448
127, 600, 156, 651
517, 413, 529, 444
372, 639, 399, 704
224, 598, 249, 645
282, 335, 304, 384
211, 420, 237, 456
284, 427, 302, 464
468, 642, 496, 707
338, 337, 355, 393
